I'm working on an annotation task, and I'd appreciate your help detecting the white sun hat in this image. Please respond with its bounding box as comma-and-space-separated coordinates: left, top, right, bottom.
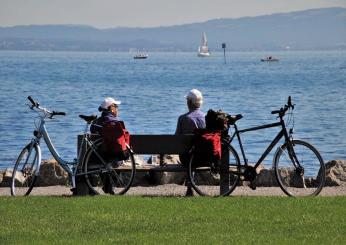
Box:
185, 89, 203, 107
100, 97, 121, 110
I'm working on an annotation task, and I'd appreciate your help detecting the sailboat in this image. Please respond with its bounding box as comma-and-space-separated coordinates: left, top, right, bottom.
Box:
197, 32, 210, 57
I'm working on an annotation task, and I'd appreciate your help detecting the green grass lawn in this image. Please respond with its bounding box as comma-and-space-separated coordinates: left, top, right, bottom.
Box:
0, 196, 345, 244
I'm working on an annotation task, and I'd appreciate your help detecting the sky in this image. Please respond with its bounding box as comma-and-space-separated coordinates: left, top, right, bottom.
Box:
0, 0, 346, 28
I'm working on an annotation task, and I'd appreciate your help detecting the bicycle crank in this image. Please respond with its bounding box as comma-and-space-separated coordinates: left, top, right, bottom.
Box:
244, 166, 257, 182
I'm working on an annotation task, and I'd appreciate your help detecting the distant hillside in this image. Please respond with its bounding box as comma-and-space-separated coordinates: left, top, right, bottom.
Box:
0, 7, 345, 51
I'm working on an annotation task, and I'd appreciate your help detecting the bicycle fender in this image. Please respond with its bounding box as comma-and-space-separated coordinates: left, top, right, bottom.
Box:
35, 143, 42, 176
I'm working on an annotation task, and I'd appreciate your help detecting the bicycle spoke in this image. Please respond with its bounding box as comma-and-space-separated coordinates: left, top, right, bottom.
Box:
11, 144, 38, 196
83, 141, 136, 195
274, 140, 325, 196
189, 145, 240, 196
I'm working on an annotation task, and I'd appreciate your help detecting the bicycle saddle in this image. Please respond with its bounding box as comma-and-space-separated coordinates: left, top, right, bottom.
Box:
79, 114, 97, 123
227, 114, 243, 125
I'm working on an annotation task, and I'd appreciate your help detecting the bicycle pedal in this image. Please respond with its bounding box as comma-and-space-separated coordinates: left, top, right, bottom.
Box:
249, 182, 257, 190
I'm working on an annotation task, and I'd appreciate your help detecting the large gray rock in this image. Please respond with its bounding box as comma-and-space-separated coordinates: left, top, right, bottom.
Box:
325, 160, 346, 186
36, 159, 69, 186
0, 168, 14, 187
153, 172, 186, 185
255, 168, 280, 187
0, 170, 4, 186
149, 155, 186, 185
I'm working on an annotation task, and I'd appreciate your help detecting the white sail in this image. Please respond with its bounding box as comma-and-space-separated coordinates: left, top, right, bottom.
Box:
200, 32, 207, 46
198, 32, 210, 57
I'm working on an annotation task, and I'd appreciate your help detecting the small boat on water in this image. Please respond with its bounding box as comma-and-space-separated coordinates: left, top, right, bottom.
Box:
197, 32, 210, 57
134, 53, 148, 59
261, 56, 279, 62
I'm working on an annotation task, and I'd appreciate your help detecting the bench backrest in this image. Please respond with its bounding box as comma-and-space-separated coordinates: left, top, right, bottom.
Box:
77, 134, 194, 155
131, 135, 193, 154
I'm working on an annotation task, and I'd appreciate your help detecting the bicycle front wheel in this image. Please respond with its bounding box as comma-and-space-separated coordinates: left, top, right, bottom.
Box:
83, 141, 136, 195
188, 145, 240, 196
274, 140, 325, 197
11, 143, 39, 196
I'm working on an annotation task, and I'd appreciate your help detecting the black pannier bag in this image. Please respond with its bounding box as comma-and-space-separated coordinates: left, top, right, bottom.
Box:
190, 109, 229, 167
205, 109, 229, 132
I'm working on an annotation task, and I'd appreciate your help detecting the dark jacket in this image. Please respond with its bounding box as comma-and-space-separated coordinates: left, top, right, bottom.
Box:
90, 111, 120, 135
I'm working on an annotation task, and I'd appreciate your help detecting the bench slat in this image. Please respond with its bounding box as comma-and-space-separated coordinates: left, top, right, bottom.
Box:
131, 135, 193, 154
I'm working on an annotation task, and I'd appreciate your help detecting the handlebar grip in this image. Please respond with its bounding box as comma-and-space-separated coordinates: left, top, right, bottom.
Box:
271, 110, 281, 114
288, 96, 292, 107
28, 96, 37, 107
52, 111, 66, 116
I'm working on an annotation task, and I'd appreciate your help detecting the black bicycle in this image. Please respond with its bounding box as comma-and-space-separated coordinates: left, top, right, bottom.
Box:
188, 97, 326, 197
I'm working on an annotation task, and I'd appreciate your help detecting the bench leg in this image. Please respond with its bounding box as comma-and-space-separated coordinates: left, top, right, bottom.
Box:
73, 176, 92, 196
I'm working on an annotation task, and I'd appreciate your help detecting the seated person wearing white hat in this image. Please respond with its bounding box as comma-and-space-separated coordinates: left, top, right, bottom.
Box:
175, 89, 206, 196
90, 97, 122, 194
90, 97, 122, 135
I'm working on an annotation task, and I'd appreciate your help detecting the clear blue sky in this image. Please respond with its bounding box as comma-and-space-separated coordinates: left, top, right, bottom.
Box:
1, 0, 345, 28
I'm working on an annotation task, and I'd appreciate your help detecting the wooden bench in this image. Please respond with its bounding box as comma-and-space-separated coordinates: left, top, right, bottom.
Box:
76, 134, 230, 195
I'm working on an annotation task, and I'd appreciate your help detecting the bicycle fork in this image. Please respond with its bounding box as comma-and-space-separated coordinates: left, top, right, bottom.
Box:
286, 140, 304, 176
27, 139, 42, 177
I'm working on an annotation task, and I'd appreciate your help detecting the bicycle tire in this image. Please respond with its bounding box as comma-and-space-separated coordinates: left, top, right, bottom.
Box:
188, 144, 241, 196
11, 143, 39, 196
83, 140, 136, 195
274, 139, 326, 197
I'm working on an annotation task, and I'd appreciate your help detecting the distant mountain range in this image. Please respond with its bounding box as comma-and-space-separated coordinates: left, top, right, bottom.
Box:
0, 7, 345, 51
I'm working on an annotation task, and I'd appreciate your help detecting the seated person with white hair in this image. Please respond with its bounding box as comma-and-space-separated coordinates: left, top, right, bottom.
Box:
90, 97, 121, 135
175, 89, 206, 134
175, 89, 206, 196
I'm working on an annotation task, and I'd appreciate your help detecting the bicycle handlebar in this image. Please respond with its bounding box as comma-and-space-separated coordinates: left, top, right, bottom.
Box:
27, 96, 66, 117
271, 96, 294, 116
52, 111, 66, 116
271, 109, 283, 115
28, 96, 39, 107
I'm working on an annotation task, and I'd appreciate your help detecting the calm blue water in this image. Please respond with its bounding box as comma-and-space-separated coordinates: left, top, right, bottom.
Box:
0, 50, 345, 169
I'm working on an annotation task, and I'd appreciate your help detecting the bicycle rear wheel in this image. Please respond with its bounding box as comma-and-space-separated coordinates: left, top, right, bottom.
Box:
83, 141, 136, 195
11, 143, 39, 196
274, 139, 325, 197
188, 145, 240, 196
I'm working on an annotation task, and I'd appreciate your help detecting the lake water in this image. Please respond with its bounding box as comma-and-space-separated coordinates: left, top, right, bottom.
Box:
0, 50, 345, 169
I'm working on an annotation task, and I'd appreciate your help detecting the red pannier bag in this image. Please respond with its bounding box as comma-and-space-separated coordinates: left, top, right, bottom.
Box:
101, 121, 130, 160
192, 128, 222, 167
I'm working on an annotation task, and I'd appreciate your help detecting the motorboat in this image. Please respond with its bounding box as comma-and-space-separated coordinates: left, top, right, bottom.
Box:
261, 56, 279, 62
134, 53, 148, 59
197, 32, 210, 57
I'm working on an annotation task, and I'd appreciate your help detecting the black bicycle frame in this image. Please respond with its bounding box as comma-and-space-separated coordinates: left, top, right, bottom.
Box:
227, 116, 291, 169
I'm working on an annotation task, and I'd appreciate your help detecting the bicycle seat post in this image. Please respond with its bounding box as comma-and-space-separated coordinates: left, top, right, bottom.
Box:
83, 123, 89, 135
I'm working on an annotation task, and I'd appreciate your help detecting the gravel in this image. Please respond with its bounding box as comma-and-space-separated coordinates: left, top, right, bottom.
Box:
1, 185, 345, 197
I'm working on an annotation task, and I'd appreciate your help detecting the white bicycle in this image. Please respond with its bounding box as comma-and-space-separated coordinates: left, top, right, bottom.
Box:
11, 96, 136, 196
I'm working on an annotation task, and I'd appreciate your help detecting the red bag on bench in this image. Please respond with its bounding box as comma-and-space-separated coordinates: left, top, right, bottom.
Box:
101, 121, 130, 160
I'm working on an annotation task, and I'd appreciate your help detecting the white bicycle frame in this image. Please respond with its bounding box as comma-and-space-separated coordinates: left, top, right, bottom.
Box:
29, 108, 91, 189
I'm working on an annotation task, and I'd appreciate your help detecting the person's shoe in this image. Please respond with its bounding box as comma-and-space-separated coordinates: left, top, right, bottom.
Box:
249, 181, 257, 190
102, 185, 115, 194
185, 187, 194, 197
